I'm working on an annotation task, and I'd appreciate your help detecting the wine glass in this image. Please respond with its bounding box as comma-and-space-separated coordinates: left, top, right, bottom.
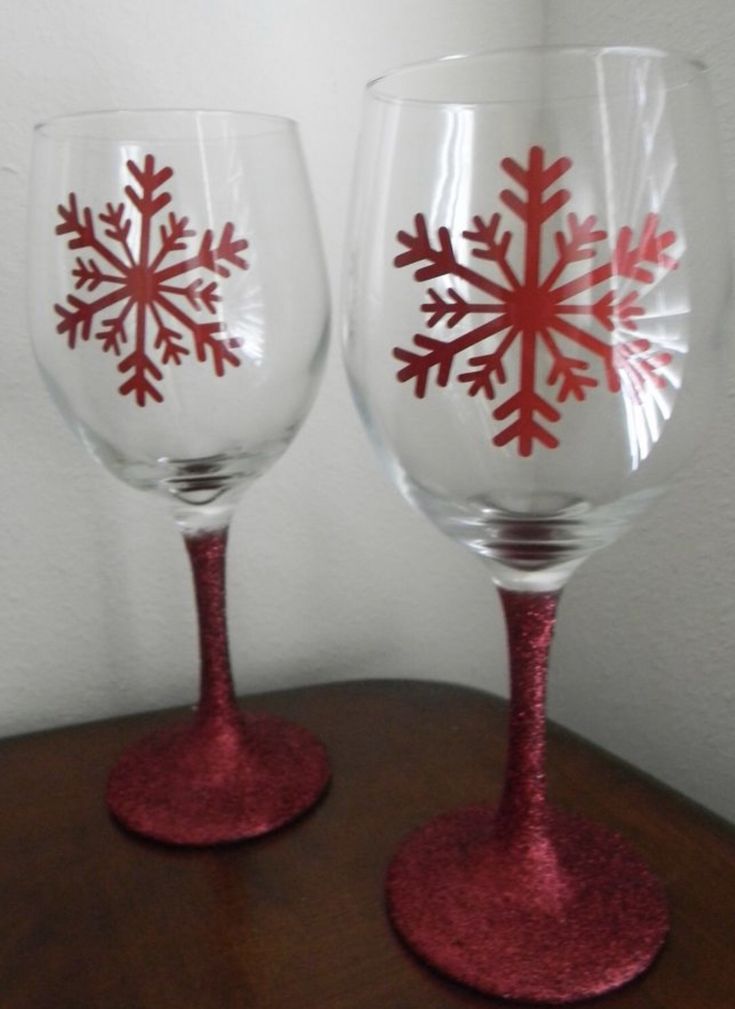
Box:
29, 110, 330, 846
344, 47, 730, 1002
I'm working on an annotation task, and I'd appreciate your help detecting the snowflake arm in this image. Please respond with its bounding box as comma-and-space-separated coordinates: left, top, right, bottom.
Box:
492, 329, 562, 456
613, 339, 672, 402
56, 194, 129, 276
549, 213, 678, 303
150, 303, 190, 366
158, 278, 221, 315
149, 213, 195, 272
421, 287, 506, 329
156, 224, 249, 282
457, 328, 517, 399
155, 292, 241, 376
395, 213, 510, 300
118, 347, 164, 406
96, 300, 134, 356
547, 316, 618, 392
393, 315, 511, 399
118, 300, 164, 406
55, 288, 131, 349
500, 147, 572, 223
613, 214, 678, 283
542, 213, 607, 291
556, 291, 645, 333
540, 329, 598, 403
71, 257, 126, 292
500, 147, 572, 287
98, 203, 136, 266
462, 213, 519, 289
124, 155, 172, 267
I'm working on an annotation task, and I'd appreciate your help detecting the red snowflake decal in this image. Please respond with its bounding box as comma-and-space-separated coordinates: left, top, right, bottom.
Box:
54, 154, 249, 406
393, 146, 678, 456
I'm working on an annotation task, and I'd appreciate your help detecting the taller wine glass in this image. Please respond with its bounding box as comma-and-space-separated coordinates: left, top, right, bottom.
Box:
344, 48, 730, 1002
30, 110, 330, 845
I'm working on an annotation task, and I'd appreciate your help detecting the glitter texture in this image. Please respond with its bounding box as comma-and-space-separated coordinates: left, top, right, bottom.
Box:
386, 589, 668, 1002
106, 529, 330, 845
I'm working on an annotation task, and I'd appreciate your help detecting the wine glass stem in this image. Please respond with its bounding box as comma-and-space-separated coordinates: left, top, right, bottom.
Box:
495, 588, 561, 845
184, 527, 239, 727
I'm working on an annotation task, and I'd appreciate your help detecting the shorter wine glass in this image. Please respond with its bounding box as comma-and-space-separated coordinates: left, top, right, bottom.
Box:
344, 47, 730, 1002
29, 109, 331, 845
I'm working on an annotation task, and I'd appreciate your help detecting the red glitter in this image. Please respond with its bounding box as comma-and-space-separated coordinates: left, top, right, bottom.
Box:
106, 529, 330, 845
386, 590, 668, 1002
106, 710, 330, 846
387, 806, 668, 1003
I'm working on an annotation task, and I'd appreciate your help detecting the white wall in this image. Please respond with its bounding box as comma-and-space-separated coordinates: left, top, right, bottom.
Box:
539, 0, 735, 823
1, 1, 733, 822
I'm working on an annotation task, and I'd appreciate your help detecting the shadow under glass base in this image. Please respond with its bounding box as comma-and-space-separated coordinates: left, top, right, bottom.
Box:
106, 711, 330, 845
387, 804, 668, 1004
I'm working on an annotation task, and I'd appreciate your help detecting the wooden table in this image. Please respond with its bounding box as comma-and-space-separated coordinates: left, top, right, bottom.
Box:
0, 679, 732, 1008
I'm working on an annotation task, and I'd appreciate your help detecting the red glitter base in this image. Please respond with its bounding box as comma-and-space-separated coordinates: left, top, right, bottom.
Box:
387, 804, 668, 1004
106, 711, 330, 845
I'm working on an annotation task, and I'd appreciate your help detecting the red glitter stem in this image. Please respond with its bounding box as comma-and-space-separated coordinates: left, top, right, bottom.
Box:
387, 584, 669, 999
106, 525, 330, 845
495, 588, 561, 849
184, 528, 238, 726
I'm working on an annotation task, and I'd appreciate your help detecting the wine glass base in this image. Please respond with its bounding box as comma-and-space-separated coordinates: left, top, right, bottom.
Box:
387, 805, 668, 1004
106, 711, 330, 846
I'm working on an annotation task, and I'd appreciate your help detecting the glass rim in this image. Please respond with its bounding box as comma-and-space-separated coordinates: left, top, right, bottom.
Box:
367, 44, 709, 108
33, 107, 298, 141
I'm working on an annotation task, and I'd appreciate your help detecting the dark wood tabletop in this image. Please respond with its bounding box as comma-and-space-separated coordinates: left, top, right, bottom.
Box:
0, 678, 732, 1009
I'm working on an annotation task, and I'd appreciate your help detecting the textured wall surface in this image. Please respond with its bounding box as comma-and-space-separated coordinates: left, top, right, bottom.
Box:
1, 1, 733, 821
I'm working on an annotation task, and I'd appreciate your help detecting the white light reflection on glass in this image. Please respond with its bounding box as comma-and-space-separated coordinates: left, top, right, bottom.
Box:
120, 143, 143, 261
217, 130, 263, 367
228, 290, 265, 367
428, 105, 479, 429
596, 51, 689, 470
430, 106, 475, 259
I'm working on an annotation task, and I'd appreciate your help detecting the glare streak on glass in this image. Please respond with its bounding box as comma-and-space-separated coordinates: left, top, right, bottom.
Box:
196, 111, 217, 297
223, 128, 263, 368
594, 56, 648, 469
120, 143, 143, 264
628, 60, 657, 222
229, 305, 265, 366
195, 113, 215, 226
430, 107, 476, 410
431, 106, 475, 238
595, 54, 618, 283
594, 55, 688, 471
